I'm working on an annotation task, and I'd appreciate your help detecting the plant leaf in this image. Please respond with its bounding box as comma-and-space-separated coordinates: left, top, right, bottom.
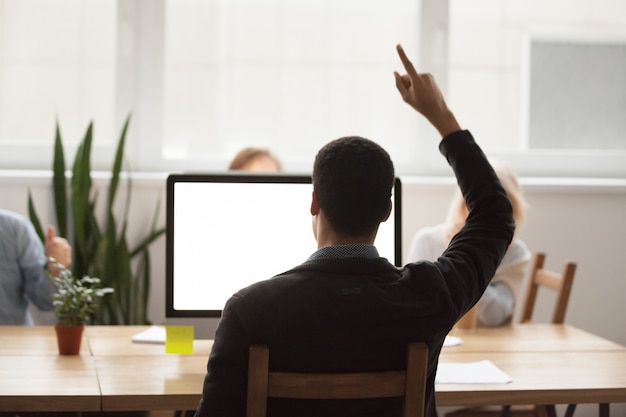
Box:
133, 248, 152, 325
27, 191, 45, 243
71, 122, 94, 277
53, 120, 68, 237
129, 227, 166, 259
116, 231, 132, 324
129, 198, 165, 258
107, 115, 130, 212
93, 236, 112, 324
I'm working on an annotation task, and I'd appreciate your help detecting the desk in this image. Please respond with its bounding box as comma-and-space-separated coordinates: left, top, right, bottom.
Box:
0, 326, 97, 412
0, 355, 101, 412
0, 324, 625, 413
439, 325, 626, 415
85, 325, 213, 357
0, 325, 90, 356
437, 351, 626, 407
446, 323, 625, 353
85, 326, 212, 412
97, 355, 206, 411
84, 326, 209, 411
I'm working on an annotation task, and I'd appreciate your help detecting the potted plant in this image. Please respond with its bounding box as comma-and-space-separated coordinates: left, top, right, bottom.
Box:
49, 260, 114, 355
28, 115, 165, 325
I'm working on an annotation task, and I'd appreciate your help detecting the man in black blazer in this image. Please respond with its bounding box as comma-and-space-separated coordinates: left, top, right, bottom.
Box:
194, 44, 515, 417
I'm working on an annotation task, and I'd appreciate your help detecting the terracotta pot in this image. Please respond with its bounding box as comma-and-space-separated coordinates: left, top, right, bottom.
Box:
54, 323, 85, 355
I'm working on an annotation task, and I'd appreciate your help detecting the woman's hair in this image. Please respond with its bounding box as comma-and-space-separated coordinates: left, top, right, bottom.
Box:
444, 160, 528, 241
228, 147, 282, 171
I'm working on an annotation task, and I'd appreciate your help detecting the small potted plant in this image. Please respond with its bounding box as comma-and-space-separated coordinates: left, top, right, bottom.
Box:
48, 259, 114, 355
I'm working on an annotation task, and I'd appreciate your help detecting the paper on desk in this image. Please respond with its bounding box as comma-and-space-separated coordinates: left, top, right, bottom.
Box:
436, 360, 512, 384
443, 335, 462, 347
131, 325, 166, 344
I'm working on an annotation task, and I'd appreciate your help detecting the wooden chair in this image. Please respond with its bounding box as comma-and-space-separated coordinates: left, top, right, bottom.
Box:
246, 342, 429, 417
446, 253, 578, 417
519, 252, 576, 324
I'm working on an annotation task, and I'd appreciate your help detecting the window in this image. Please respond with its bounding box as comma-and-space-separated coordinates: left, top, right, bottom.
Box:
527, 37, 626, 151
0, 0, 117, 169
1, 0, 625, 177
160, 0, 420, 172
447, 0, 626, 178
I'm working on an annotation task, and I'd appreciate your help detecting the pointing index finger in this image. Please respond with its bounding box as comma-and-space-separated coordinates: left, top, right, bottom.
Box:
396, 44, 418, 78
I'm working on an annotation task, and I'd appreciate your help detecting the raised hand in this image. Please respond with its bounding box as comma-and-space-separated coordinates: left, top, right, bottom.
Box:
394, 44, 460, 137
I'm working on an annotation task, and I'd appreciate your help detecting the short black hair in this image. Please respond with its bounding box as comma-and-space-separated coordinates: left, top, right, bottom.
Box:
312, 136, 395, 236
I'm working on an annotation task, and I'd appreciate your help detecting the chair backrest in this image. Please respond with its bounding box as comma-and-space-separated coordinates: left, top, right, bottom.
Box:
519, 252, 577, 324
246, 342, 429, 417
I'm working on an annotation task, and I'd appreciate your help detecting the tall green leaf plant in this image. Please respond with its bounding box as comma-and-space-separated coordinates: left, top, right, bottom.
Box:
28, 115, 165, 325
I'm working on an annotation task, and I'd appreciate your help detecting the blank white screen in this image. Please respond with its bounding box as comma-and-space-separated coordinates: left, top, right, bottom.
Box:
169, 177, 398, 315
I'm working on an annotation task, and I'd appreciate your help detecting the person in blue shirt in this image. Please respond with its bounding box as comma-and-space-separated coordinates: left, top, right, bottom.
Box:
0, 209, 72, 325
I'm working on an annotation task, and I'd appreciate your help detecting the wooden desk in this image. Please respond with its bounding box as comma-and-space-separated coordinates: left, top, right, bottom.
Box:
436, 351, 626, 407
97, 355, 207, 411
0, 325, 90, 356
0, 327, 95, 412
446, 323, 625, 353
85, 326, 210, 411
93, 325, 626, 412
86, 325, 213, 357
0, 355, 101, 412
1, 324, 625, 413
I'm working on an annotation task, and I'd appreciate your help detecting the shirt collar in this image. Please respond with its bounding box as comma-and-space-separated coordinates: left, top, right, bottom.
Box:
307, 244, 380, 261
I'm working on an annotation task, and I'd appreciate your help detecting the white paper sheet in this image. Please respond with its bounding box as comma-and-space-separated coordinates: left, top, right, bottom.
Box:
131, 325, 166, 344
436, 360, 512, 384
443, 335, 462, 347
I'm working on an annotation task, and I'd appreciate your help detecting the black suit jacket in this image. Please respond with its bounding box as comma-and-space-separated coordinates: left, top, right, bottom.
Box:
195, 130, 515, 417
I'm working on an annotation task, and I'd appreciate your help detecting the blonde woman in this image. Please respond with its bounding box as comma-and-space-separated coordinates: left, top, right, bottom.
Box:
407, 161, 531, 326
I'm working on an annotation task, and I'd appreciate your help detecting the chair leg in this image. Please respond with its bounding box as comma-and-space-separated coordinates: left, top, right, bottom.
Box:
535, 405, 548, 417
500, 405, 512, 417
563, 404, 577, 417
543, 405, 557, 417
599, 403, 609, 417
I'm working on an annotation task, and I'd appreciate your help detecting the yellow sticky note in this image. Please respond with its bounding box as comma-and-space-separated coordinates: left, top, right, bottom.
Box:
165, 325, 194, 354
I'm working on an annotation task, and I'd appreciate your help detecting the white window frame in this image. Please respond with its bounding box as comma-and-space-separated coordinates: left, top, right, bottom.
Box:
514, 28, 626, 178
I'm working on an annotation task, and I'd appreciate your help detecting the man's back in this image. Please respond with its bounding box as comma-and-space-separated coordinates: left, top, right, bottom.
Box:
196, 131, 514, 417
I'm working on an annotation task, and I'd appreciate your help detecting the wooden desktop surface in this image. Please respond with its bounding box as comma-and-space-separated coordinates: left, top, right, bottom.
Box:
0, 325, 90, 356
446, 323, 625, 353
437, 351, 626, 406
0, 355, 101, 412
1, 324, 625, 412
85, 325, 213, 357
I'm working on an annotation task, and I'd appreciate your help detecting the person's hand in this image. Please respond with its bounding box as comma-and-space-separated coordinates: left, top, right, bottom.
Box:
45, 225, 72, 274
394, 44, 461, 138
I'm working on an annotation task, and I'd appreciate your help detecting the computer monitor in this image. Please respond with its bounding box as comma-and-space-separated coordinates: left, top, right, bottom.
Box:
166, 173, 402, 318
